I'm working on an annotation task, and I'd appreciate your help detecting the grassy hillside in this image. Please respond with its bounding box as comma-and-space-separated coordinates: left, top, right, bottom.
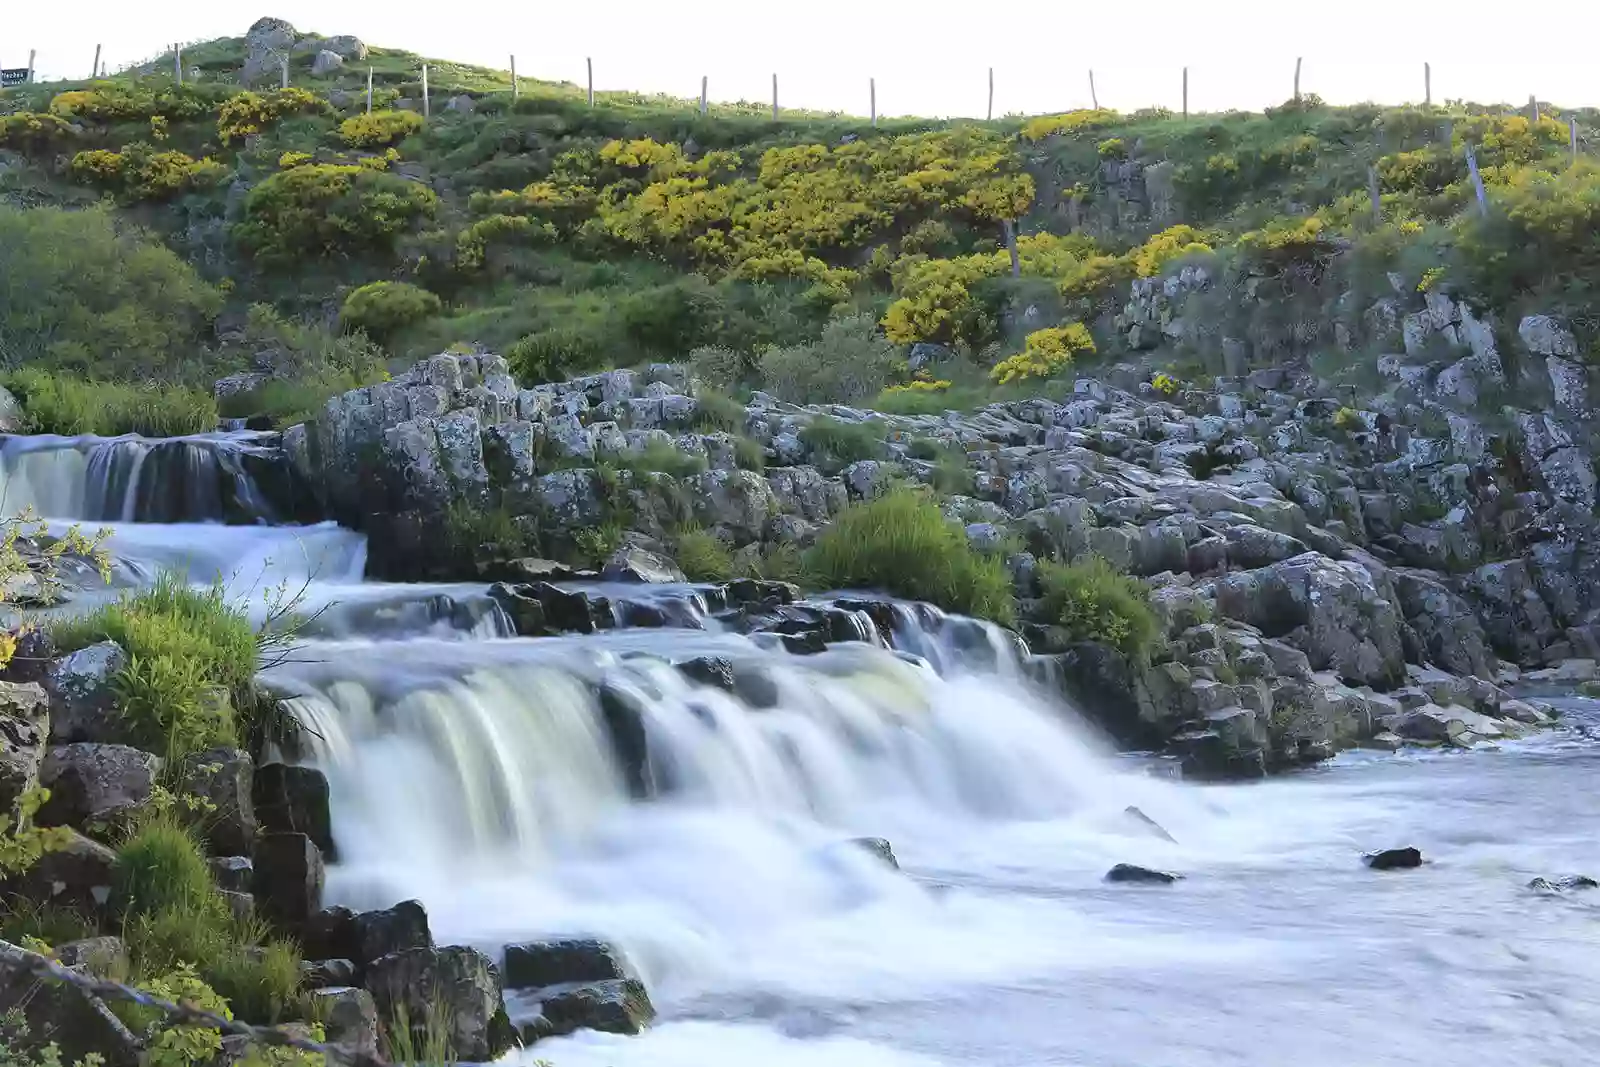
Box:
4, 20, 1600, 432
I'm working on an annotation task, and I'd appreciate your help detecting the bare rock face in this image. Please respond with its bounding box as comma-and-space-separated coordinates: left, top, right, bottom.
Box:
0, 680, 50, 813
44, 642, 127, 744
37, 744, 161, 829
365, 946, 512, 1062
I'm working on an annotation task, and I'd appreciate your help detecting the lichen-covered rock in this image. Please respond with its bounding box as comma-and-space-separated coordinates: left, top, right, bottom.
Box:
365, 946, 512, 1062
44, 642, 127, 744
37, 744, 160, 829
179, 748, 257, 857
0, 681, 49, 814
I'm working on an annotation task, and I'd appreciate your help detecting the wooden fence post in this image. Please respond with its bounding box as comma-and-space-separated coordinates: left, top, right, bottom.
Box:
586, 57, 593, 107
1529, 94, 1539, 122
870, 78, 877, 127
772, 73, 778, 121
1294, 56, 1302, 101
174, 46, 182, 85
280, 55, 288, 89
1572, 117, 1580, 164
1465, 146, 1488, 217
1367, 164, 1382, 223
511, 55, 518, 101
700, 75, 707, 115
987, 67, 994, 121
1182, 67, 1188, 119
1089, 69, 1098, 109
1424, 62, 1431, 106
92, 44, 101, 80
421, 63, 430, 117
366, 67, 374, 113
27, 49, 36, 84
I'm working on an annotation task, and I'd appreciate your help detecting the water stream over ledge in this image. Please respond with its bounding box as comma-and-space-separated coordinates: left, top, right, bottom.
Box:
13, 430, 1600, 1066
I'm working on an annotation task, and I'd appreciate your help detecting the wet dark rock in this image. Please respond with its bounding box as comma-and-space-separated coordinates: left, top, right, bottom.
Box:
209, 855, 253, 893
179, 747, 257, 856
1105, 863, 1182, 885
303, 906, 359, 963
1527, 874, 1598, 892
365, 946, 512, 1062
354, 899, 432, 966
503, 937, 628, 991
253, 763, 334, 858
598, 684, 653, 799
723, 578, 798, 606
529, 978, 655, 1041
219, 889, 255, 921
1363, 847, 1423, 870
529, 582, 604, 634
3, 629, 56, 685
488, 558, 589, 584
849, 837, 899, 869
486, 582, 548, 636
676, 656, 736, 692
1167, 729, 1267, 782
252, 832, 325, 928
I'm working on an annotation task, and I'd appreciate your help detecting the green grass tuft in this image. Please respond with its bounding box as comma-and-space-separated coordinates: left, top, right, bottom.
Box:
1036, 555, 1159, 659
674, 529, 735, 582
806, 488, 1015, 625
5, 369, 217, 437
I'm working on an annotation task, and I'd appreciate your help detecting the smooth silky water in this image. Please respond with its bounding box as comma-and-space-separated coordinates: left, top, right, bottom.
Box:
12, 431, 1600, 1066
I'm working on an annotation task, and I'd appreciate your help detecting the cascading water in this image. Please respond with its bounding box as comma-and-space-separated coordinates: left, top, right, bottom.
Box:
11, 418, 1600, 1067
0, 431, 298, 524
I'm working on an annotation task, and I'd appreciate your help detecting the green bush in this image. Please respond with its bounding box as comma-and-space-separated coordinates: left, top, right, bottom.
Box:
0, 111, 76, 154
52, 575, 258, 760
113, 815, 214, 922
338, 109, 425, 148
806, 488, 1015, 625
217, 87, 329, 144
506, 323, 610, 383
4, 370, 217, 437
757, 314, 902, 404
798, 417, 883, 473
205, 939, 302, 1025
340, 281, 442, 340
217, 305, 389, 426
0, 205, 220, 379
675, 528, 735, 582
235, 164, 438, 263
69, 143, 228, 202
687, 345, 753, 392
1036, 556, 1158, 658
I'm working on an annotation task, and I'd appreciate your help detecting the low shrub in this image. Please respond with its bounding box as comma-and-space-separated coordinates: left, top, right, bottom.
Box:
690, 389, 749, 434
235, 164, 438, 263
338, 109, 425, 148
605, 441, 708, 480
1036, 556, 1158, 659
0, 205, 220, 378
798, 417, 883, 472
113, 815, 214, 923
806, 488, 1015, 625
0, 111, 76, 154
48, 82, 221, 123
69, 144, 228, 202
340, 281, 442, 340
874, 380, 955, 415
758, 314, 901, 404
506, 323, 610, 384
217, 87, 328, 144
4, 370, 217, 437
52, 575, 257, 760
990, 323, 1096, 385
674, 528, 735, 582
687, 345, 752, 392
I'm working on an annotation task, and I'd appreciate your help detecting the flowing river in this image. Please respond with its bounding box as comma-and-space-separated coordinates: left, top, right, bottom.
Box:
6, 432, 1600, 1067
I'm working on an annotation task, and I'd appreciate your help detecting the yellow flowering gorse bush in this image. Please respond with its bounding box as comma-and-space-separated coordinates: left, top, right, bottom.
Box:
991, 323, 1096, 384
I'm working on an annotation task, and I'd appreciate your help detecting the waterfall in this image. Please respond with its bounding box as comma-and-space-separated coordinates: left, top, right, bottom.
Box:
0, 432, 296, 523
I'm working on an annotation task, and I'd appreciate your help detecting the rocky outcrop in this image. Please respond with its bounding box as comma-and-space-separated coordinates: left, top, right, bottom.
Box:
365, 946, 512, 1062
37, 744, 159, 829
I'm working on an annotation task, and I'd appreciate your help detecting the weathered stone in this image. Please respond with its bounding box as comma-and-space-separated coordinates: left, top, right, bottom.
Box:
37, 744, 160, 829
1527, 875, 1598, 892
0, 681, 49, 814
365, 946, 512, 1062
301, 959, 358, 987
179, 748, 257, 857
209, 855, 253, 893
13, 829, 117, 913
601, 545, 687, 584
848, 836, 899, 868
1392, 570, 1492, 678
503, 938, 628, 991
44, 642, 127, 744
252, 832, 324, 929
253, 763, 334, 857
54, 936, 127, 976
310, 50, 344, 76
0, 956, 139, 1067
1518, 314, 1578, 358
308, 987, 380, 1060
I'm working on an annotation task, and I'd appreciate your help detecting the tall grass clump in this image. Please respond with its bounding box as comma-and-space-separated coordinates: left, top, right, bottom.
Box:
52, 575, 258, 759
5, 369, 217, 437
1036, 556, 1158, 659
798, 417, 883, 473
674, 528, 735, 582
806, 488, 1015, 625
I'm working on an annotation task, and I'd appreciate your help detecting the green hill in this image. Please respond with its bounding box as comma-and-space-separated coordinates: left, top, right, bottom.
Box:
3, 17, 1599, 433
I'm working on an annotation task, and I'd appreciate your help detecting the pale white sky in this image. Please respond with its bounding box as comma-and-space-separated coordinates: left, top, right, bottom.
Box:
8, 2, 1600, 119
